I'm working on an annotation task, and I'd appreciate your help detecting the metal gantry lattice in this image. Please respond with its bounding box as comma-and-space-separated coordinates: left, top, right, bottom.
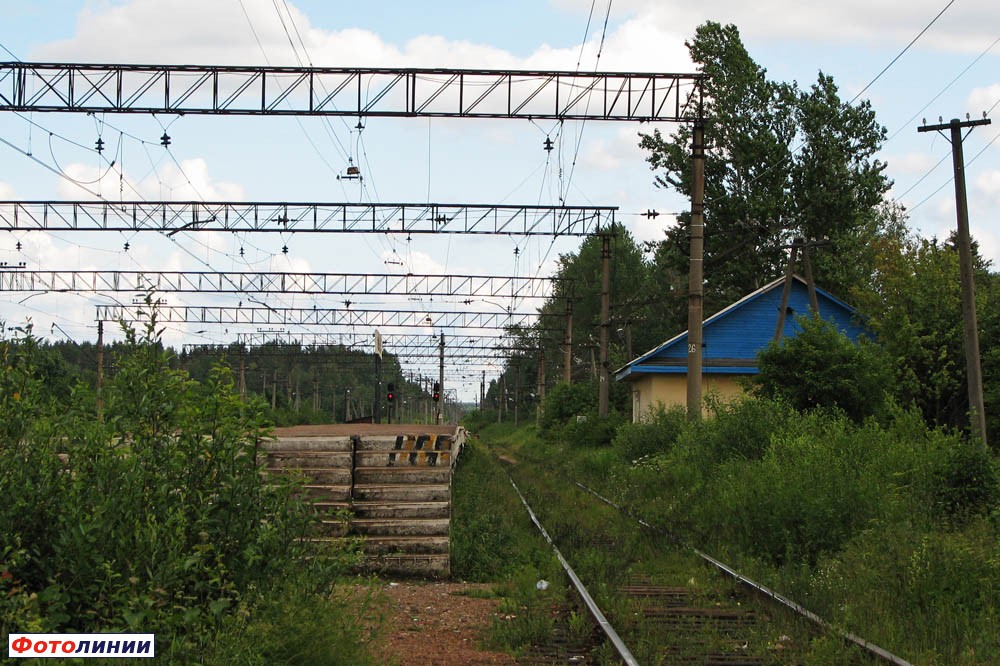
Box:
0, 63, 705, 121
93, 304, 559, 329
1, 270, 557, 298
233, 332, 533, 359
0, 201, 617, 236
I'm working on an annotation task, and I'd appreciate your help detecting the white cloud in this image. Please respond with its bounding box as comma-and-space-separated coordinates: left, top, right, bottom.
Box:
0, 182, 16, 198
968, 84, 1000, 117
886, 151, 937, 177
556, 0, 1000, 54
55, 158, 245, 201
977, 169, 1000, 199
33, 0, 691, 71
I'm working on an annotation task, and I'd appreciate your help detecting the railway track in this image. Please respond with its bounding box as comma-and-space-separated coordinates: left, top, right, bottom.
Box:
499, 458, 911, 666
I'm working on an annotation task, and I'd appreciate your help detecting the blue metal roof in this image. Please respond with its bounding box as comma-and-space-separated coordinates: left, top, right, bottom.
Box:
615, 276, 867, 381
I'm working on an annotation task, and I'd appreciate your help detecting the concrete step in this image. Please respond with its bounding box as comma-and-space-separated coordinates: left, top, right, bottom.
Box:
351, 517, 450, 537
311, 501, 351, 513
267, 451, 353, 467
316, 519, 351, 537
353, 483, 451, 502
355, 466, 451, 485
351, 501, 450, 520
359, 553, 450, 578
359, 450, 452, 468
263, 436, 354, 452
359, 535, 450, 555
356, 434, 456, 452
272, 467, 352, 485
300, 484, 352, 501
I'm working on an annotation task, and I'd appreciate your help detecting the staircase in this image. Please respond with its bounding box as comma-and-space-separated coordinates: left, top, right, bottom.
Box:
264, 426, 464, 578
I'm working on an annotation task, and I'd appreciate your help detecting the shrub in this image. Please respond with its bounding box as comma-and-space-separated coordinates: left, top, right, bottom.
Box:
539, 381, 598, 433
612, 404, 686, 461
754, 315, 894, 421
1, 316, 355, 653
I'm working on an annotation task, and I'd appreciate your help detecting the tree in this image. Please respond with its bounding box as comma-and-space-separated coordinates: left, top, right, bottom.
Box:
858, 234, 998, 441
640, 21, 892, 309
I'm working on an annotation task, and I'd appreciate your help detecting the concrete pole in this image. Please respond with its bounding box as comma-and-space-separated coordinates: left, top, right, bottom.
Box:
238, 344, 246, 402
686, 121, 706, 421
563, 298, 573, 383
598, 233, 611, 418
96, 320, 104, 421
374, 355, 382, 424
536, 347, 546, 424
437, 332, 445, 424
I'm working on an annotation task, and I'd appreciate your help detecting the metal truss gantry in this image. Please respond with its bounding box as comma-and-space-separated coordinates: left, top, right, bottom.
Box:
94, 304, 559, 330
0, 63, 705, 122
191, 341, 529, 362
0, 201, 617, 236
233, 331, 535, 349
1, 270, 557, 298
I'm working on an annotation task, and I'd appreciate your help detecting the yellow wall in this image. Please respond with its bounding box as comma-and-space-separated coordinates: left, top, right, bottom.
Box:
628, 374, 747, 421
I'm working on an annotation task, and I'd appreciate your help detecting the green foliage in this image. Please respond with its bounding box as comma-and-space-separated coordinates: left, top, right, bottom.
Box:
203, 570, 383, 666
859, 235, 1000, 444
0, 315, 367, 659
640, 21, 893, 307
753, 315, 894, 421
611, 404, 686, 461
539, 381, 598, 432
451, 441, 555, 581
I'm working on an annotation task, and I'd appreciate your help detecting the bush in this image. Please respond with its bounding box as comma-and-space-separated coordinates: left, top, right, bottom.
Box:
754, 315, 894, 421
612, 404, 686, 461
1, 316, 357, 654
539, 381, 598, 433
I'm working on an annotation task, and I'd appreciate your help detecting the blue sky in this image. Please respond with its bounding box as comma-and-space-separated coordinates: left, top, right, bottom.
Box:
0, 0, 997, 398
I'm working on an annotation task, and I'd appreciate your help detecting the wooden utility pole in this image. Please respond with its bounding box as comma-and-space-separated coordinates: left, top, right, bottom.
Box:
774, 239, 801, 341
686, 121, 706, 420
598, 233, 612, 417
919, 116, 991, 445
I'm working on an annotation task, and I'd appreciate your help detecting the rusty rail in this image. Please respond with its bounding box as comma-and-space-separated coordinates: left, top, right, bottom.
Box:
573, 480, 915, 666
506, 474, 640, 666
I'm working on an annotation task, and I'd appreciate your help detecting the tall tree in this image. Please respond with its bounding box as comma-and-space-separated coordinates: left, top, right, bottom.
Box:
640, 21, 892, 309
640, 21, 796, 312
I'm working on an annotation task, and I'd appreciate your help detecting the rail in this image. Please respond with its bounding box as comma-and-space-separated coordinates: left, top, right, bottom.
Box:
573, 480, 915, 666
506, 473, 640, 666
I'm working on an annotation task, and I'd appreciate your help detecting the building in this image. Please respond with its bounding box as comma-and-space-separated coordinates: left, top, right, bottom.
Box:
614, 276, 866, 421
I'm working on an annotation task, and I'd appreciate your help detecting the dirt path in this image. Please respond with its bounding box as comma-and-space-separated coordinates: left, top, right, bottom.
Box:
378, 581, 516, 666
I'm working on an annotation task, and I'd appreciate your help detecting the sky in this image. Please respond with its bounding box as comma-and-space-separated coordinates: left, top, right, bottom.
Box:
0, 0, 998, 400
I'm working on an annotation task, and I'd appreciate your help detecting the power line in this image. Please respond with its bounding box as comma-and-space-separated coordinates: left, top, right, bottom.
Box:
849, 0, 956, 105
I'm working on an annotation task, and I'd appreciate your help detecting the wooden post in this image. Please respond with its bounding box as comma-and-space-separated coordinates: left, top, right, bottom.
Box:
774, 239, 800, 341
919, 117, 990, 444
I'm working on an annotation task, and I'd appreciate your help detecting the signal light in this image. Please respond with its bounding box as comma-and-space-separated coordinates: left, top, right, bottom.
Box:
387, 383, 395, 402
432, 382, 440, 402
